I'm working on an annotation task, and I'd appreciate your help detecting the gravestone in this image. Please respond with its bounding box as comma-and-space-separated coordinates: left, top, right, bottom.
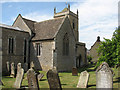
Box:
38, 73, 44, 81
6, 61, 10, 74
96, 62, 114, 89
77, 70, 89, 88
10, 62, 15, 78
14, 68, 24, 88
17, 63, 21, 73
27, 68, 39, 90
30, 61, 40, 75
30, 61, 34, 69
72, 67, 78, 76
47, 69, 62, 90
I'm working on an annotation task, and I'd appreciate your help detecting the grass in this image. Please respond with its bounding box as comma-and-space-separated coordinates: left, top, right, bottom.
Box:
1, 63, 120, 89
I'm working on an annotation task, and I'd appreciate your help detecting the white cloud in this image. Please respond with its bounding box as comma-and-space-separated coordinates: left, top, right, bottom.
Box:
71, 0, 119, 49
23, 12, 53, 22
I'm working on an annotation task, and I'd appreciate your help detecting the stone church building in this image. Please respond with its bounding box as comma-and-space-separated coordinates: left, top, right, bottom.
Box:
89, 36, 101, 62
0, 5, 87, 75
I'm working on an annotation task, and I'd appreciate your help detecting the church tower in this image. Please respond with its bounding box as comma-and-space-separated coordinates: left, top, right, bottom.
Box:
54, 4, 79, 42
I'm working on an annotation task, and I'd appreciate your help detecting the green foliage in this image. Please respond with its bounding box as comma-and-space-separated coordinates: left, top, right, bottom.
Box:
87, 55, 92, 62
96, 28, 120, 68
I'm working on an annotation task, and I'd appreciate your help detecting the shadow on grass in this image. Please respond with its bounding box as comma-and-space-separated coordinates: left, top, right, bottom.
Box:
61, 84, 67, 86
40, 79, 47, 81
21, 85, 28, 87
113, 77, 120, 83
87, 84, 96, 88
2, 76, 15, 78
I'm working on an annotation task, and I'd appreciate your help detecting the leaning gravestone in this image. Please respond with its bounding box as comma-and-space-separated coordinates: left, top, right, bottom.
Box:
38, 73, 44, 81
96, 62, 114, 89
47, 69, 62, 90
72, 67, 78, 76
10, 62, 15, 78
77, 70, 89, 88
27, 68, 39, 90
14, 68, 24, 88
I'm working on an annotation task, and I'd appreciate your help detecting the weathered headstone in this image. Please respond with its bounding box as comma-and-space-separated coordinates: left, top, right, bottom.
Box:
6, 61, 10, 73
96, 62, 114, 89
38, 73, 44, 81
77, 70, 89, 88
30, 61, 34, 69
14, 68, 24, 88
47, 69, 62, 90
27, 68, 39, 90
10, 62, 15, 78
17, 63, 21, 73
72, 67, 78, 76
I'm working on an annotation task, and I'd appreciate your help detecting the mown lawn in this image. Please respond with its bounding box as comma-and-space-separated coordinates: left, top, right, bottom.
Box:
2, 64, 120, 89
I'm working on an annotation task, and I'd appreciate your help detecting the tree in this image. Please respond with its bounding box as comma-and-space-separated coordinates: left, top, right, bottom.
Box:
96, 28, 120, 68
87, 55, 92, 63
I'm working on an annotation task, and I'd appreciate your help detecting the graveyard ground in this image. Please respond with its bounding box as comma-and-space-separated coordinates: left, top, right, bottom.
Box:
2, 63, 120, 89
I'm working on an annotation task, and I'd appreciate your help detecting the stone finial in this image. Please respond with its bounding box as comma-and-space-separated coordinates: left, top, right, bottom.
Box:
54, 7, 56, 14
77, 9, 79, 16
97, 36, 100, 42
68, 4, 70, 10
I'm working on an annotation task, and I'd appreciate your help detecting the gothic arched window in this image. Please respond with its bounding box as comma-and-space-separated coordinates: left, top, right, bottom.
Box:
63, 33, 69, 56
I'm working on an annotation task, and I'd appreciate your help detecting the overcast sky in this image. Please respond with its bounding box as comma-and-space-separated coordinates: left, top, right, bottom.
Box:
0, 0, 119, 49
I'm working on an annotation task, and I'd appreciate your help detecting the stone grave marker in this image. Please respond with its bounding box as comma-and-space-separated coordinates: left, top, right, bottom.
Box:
17, 63, 21, 73
38, 73, 44, 81
72, 67, 78, 76
14, 68, 24, 88
96, 62, 114, 89
47, 69, 62, 90
10, 62, 15, 78
30, 61, 34, 69
27, 68, 39, 90
77, 70, 89, 88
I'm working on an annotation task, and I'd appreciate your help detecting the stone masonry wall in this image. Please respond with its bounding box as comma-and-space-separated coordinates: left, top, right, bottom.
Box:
55, 17, 76, 71
2, 27, 29, 75
31, 40, 55, 71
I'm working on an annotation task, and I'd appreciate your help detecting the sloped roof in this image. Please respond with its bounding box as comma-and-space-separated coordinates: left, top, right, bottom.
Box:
32, 17, 65, 40
22, 17, 36, 33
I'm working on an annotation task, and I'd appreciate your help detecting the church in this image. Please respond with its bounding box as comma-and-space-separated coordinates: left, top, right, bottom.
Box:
0, 4, 87, 75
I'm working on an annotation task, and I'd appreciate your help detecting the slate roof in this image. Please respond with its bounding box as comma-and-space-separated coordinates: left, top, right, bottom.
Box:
22, 17, 36, 33
32, 17, 65, 40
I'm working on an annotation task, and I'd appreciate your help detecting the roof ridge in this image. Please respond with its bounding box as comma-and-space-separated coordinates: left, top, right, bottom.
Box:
22, 17, 37, 22
35, 17, 65, 24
